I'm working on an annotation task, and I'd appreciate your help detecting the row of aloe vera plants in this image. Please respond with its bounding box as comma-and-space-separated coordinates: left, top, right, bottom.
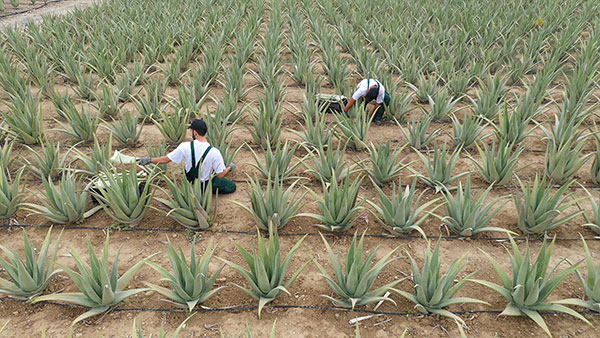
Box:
2, 130, 600, 238
1, 226, 599, 337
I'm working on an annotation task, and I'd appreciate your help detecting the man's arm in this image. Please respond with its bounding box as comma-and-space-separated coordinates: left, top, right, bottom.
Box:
150, 156, 172, 164
344, 98, 356, 113
371, 103, 381, 115
216, 166, 232, 178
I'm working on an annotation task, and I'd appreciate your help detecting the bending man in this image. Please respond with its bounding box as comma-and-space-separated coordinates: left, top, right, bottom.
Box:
137, 119, 236, 194
344, 78, 390, 125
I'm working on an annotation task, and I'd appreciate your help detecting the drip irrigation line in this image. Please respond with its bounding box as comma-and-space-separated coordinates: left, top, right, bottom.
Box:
2, 297, 599, 318
0, 0, 65, 19
2, 222, 600, 243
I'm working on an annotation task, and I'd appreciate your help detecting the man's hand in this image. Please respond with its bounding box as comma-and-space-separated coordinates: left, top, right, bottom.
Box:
137, 157, 152, 166
229, 163, 236, 172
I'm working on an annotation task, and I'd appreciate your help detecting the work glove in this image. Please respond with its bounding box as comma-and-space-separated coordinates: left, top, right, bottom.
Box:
137, 157, 152, 166
229, 163, 236, 172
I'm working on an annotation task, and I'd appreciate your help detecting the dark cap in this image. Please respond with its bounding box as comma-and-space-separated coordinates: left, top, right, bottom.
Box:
188, 119, 207, 136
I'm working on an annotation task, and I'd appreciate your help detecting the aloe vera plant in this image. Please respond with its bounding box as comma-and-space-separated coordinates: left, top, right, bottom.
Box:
301, 174, 364, 232
472, 236, 591, 337
32, 234, 155, 328
591, 136, 600, 185
363, 141, 410, 186
154, 177, 216, 230
153, 109, 190, 145
440, 176, 510, 236
0, 166, 24, 221
334, 105, 371, 149
1, 90, 44, 145
472, 74, 507, 120
411, 144, 467, 192
451, 113, 487, 148
0, 227, 62, 299
232, 175, 305, 230
425, 89, 460, 121
24, 141, 66, 179
72, 136, 112, 176
400, 115, 441, 150
54, 104, 100, 143
367, 178, 440, 237
314, 232, 399, 309
468, 139, 522, 185
107, 110, 144, 147
543, 127, 591, 184
302, 138, 358, 183
393, 238, 487, 324
23, 171, 89, 224
249, 140, 302, 181
220, 225, 309, 318
514, 175, 583, 235
91, 164, 157, 225
556, 236, 600, 312
144, 239, 224, 312
580, 187, 600, 235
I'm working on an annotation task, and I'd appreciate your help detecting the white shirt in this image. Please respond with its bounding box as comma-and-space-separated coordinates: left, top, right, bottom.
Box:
352, 79, 385, 104
167, 140, 225, 182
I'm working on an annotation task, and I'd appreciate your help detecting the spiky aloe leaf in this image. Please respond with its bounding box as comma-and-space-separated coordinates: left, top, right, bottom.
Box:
232, 174, 306, 230
144, 239, 224, 312
0, 227, 62, 299
392, 238, 488, 325
471, 235, 591, 337
313, 232, 399, 309
367, 178, 440, 237
154, 177, 216, 230
300, 173, 364, 232
219, 225, 309, 318
32, 234, 155, 330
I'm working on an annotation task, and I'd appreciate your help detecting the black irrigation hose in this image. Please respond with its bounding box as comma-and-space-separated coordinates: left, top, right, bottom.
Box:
2, 297, 600, 319
0, 0, 65, 19
2, 222, 600, 242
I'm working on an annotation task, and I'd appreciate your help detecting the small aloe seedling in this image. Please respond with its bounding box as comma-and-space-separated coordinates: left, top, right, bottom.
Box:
145, 239, 225, 312
301, 173, 364, 232
220, 225, 309, 318
314, 232, 400, 309
0, 227, 62, 299
33, 234, 156, 329
472, 235, 591, 337
367, 178, 440, 237
24, 141, 66, 179
440, 176, 511, 236
393, 238, 488, 325
514, 175, 583, 235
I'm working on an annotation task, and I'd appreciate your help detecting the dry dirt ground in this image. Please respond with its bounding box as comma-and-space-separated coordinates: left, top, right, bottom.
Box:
1, 2, 600, 338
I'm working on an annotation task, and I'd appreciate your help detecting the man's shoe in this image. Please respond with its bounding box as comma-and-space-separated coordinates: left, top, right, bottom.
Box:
374, 120, 383, 126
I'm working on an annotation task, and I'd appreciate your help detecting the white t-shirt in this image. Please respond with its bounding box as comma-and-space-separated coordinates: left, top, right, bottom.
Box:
351, 79, 385, 104
167, 140, 225, 182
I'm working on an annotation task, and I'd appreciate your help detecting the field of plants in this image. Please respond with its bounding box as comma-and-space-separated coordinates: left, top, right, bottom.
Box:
1, 0, 600, 336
